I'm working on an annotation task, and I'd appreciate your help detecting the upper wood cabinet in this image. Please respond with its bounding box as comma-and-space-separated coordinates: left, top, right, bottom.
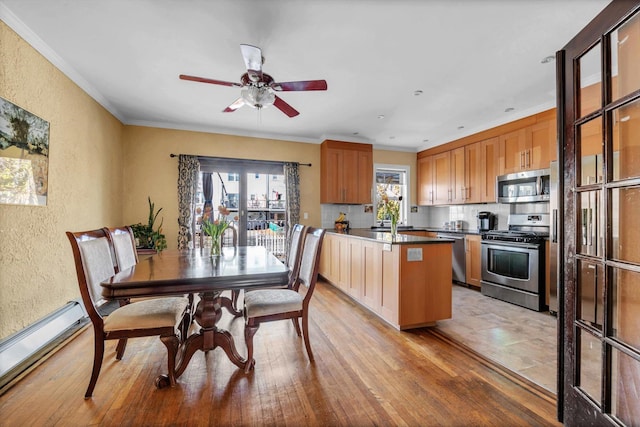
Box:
417, 110, 557, 205
450, 147, 466, 204
418, 151, 454, 205
480, 137, 499, 203
321, 140, 373, 204
432, 151, 453, 204
464, 142, 482, 203
499, 120, 555, 174
417, 155, 435, 205
418, 144, 487, 205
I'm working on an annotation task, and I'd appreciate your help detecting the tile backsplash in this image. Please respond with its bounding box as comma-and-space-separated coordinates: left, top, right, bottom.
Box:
320, 202, 549, 231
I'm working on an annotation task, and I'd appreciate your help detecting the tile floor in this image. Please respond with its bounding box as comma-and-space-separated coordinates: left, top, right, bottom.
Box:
435, 284, 558, 393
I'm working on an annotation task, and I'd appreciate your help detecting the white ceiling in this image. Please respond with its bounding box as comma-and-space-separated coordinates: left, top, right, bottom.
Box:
1, 0, 610, 152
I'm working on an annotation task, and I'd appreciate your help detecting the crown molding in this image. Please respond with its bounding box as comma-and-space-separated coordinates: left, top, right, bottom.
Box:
0, 3, 125, 123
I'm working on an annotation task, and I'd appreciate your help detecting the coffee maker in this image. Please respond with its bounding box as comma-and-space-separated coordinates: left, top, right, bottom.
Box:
477, 211, 495, 232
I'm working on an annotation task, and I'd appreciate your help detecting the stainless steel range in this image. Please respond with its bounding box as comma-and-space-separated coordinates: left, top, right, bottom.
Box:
480, 214, 549, 311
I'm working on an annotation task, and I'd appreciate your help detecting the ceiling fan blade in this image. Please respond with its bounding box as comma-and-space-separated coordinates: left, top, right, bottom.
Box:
240, 44, 263, 82
179, 74, 241, 87
222, 98, 245, 112
272, 80, 328, 91
273, 95, 300, 117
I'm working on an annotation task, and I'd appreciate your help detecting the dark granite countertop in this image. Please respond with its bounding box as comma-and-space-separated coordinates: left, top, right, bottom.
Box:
327, 229, 455, 245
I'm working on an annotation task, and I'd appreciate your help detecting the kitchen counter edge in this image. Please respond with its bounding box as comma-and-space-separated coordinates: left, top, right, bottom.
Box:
327, 229, 455, 244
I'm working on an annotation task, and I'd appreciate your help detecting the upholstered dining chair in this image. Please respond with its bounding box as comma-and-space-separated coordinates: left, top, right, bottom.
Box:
243, 227, 325, 373
66, 228, 190, 398
103, 225, 194, 355
103, 226, 138, 272
239, 224, 306, 311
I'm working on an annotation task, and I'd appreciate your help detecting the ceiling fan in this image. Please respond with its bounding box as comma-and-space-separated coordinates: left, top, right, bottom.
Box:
179, 44, 328, 117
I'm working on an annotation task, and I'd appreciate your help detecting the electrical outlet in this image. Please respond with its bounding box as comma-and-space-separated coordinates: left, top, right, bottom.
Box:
303, 212, 308, 219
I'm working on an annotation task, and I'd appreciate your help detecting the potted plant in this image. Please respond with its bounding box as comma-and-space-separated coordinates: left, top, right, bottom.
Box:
130, 197, 167, 252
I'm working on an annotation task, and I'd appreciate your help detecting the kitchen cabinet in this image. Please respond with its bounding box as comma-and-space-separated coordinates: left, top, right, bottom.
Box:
432, 151, 452, 204
499, 120, 554, 174
480, 137, 499, 203
321, 231, 453, 329
321, 140, 373, 204
450, 147, 466, 203
464, 142, 482, 203
418, 143, 491, 205
347, 238, 363, 299
464, 235, 482, 288
417, 155, 435, 205
417, 150, 456, 205
360, 240, 383, 312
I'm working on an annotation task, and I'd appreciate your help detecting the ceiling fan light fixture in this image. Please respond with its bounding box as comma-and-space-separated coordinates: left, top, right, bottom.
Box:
241, 86, 275, 109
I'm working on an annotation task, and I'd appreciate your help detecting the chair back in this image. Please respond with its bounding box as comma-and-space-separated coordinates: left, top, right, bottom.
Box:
104, 226, 138, 272
221, 225, 238, 247
297, 227, 325, 306
66, 229, 116, 325
286, 224, 306, 288
286, 224, 305, 267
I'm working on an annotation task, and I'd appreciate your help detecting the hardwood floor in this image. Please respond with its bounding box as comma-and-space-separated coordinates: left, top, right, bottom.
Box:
436, 284, 558, 393
0, 281, 559, 426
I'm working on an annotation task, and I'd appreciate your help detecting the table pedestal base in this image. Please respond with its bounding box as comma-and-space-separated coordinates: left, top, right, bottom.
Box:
156, 291, 247, 388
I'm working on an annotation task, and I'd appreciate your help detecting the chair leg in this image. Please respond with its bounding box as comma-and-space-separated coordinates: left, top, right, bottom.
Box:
160, 334, 180, 387
115, 338, 128, 360
85, 332, 105, 399
291, 318, 301, 336
301, 314, 314, 362
244, 322, 260, 373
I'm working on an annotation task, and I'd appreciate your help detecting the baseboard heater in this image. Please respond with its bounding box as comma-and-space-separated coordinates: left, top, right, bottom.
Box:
0, 300, 88, 390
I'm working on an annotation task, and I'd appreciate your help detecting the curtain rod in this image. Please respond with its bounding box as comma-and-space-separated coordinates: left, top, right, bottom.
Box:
169, 153, 311, 167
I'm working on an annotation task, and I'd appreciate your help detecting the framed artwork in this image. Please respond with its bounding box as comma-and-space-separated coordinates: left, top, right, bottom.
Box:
0, 97, 50, 206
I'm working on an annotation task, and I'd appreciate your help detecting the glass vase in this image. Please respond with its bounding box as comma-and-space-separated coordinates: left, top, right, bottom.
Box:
390, 218, 398, 237
210, 236, 222, 256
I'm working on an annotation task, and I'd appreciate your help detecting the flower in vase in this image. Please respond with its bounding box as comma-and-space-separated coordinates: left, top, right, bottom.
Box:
381, 194, 402, 228
202, 206, 238, 254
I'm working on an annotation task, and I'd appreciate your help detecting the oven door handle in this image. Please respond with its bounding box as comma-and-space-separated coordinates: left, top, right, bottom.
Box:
481, 241, 541, 251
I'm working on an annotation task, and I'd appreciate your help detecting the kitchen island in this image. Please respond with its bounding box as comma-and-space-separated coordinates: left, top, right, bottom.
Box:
319, 229, 453, 330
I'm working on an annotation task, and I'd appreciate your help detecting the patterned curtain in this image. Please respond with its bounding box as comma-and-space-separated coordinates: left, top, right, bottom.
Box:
201, 172, 213, 222
284, 162, 300, 255
177, 155, 200, 249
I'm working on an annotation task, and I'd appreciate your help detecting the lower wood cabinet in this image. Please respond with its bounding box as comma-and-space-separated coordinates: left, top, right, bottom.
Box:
320, 233, 452, 329
464, 235, 482, 288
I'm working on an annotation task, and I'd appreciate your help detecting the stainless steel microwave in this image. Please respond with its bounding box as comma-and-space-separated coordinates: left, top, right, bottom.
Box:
496, 168, 550, 203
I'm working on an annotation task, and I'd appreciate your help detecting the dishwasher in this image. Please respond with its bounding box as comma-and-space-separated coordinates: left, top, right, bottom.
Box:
437, 233, 466, 284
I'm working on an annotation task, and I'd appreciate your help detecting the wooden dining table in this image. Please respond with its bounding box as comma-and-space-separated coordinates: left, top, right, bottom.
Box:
101, 246, 289, 385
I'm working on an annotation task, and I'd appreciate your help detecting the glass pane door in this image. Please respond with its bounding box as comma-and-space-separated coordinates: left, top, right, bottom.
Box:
195, 165, 287, 258
559, 4, 640, 425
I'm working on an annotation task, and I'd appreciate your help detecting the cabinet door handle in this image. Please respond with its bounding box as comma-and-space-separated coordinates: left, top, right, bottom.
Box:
520, 151, 525, 169
526, 150, 530, 168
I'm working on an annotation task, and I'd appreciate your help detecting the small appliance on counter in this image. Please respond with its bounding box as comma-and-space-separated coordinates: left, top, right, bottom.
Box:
477, 211, 495, 232
334, 211, 349, 231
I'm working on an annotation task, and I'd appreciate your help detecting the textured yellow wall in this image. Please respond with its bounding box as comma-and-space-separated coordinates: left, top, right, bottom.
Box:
121, 126, 321, 248
0, 21, 124, 338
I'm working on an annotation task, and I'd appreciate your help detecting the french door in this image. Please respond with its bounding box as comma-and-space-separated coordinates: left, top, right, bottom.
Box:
198, 157, 287, 255
557, 1, 640, 424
